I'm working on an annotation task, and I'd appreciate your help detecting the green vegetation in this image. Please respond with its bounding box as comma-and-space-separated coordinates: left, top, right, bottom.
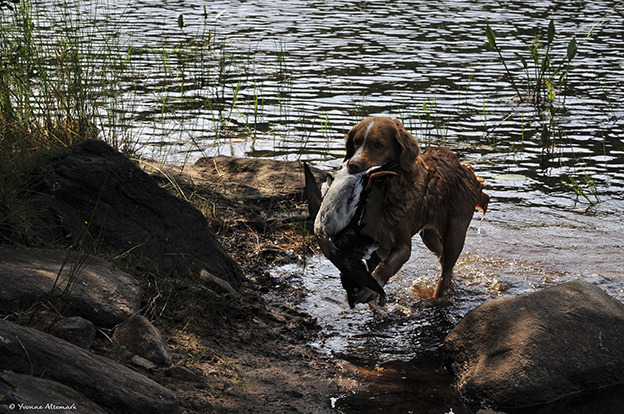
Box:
486, 19, 577, 151
486, 20, 577, 110
484, 15, 621, 206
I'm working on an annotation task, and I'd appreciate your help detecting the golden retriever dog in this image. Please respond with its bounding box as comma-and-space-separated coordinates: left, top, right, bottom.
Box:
344, 116, 489, 304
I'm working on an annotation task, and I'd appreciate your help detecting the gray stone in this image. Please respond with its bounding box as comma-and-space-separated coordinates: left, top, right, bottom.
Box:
50, 316, 96, 349
0, 246, 140, 328
165, 365, 202, 383
130, 355, 158, 372
0, 319, 179, 414
200, 268, 240, 297
112, 314, 172, 367
444, 280, 624, 412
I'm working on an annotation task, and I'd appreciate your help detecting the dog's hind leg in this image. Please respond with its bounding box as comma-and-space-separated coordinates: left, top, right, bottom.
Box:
420, 229, 442, 258
433, 218, 469, 299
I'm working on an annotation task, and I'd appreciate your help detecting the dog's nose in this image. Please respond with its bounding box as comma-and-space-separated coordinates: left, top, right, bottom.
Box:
347, 160, 364, 174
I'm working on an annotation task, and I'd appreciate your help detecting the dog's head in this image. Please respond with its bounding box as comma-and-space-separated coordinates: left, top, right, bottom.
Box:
344, 117, 420, 174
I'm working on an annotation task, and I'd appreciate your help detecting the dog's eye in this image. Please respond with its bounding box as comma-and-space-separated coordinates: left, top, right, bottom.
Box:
374, 142, 383, 149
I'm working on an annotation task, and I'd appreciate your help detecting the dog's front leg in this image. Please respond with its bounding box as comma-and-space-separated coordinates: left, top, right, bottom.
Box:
372, 242, 411, 285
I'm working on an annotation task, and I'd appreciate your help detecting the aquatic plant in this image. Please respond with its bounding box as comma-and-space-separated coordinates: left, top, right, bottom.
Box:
0, 0, 142, 155
562, 160, 600, 206
484, 13, 620, 205
486, 20, 577, 110
486, 20, 578, 153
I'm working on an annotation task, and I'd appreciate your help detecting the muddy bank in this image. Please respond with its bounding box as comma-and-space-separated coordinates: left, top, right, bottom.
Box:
6, 143, 623, 413
0, 144, 385, 413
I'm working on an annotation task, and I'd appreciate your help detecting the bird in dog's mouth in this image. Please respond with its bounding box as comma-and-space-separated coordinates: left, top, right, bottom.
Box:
305, 162, 399, 308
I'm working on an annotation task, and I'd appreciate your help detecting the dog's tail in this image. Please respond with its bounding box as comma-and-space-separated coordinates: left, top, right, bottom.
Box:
476, 192, 490, 218
303, 162, 322, 222
475, 175, 490, 218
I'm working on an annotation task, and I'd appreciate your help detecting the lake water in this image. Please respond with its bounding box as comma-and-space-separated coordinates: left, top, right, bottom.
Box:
27, 0, 624, 412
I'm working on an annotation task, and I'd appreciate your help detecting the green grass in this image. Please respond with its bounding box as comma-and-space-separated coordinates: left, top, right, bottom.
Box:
0, 0, 261, 241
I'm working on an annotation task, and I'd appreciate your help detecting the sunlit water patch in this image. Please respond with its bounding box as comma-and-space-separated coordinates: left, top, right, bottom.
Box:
270, 202, 624, 362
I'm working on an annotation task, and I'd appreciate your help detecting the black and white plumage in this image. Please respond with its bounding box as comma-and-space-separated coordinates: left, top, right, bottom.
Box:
304, 162, 399, 308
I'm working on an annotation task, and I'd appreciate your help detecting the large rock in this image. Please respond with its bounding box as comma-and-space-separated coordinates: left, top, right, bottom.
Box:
443, 280, 624, 412
163, 155, 327, 204
0, 319, 179, 414
0, 246, 140, 328
28, 139, 243, 285
0, 371, 109, 414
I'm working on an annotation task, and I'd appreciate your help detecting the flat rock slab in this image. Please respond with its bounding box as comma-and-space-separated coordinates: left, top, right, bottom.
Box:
179, 155, 327, 203
28, 139, 243, 285
443, 280, 624, 412
0, 245, 140, 328
0, 371, 109, 414
0, 319, 179, 414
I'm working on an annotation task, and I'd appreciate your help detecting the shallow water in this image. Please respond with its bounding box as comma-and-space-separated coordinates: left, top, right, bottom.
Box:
271, 202, 624, 412
26, 0, 624, 411
272, 202, 624, 361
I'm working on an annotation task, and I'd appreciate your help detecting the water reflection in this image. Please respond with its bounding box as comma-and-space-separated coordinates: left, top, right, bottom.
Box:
32, 1, 624, 212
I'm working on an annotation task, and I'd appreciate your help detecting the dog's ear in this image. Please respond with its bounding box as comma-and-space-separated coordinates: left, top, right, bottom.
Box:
343, 125, 357, 162
394, 120, 420, 171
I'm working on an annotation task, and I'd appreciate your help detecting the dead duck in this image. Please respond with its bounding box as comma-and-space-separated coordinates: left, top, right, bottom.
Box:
304, 162, 399, 307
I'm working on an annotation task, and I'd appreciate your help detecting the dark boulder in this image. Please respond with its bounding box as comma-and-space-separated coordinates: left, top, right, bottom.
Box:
27, 139, 243, 285
0, 245, 140, 328
443, 280, 624, 412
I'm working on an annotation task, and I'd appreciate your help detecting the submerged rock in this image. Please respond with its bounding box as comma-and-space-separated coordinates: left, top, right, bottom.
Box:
27, 139, 243, 285
0, 245, 140, 328
443, 280, 624, 412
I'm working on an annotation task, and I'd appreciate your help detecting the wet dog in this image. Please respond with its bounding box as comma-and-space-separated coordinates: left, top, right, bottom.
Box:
344, 116, 489, 303
307, 116, 489, 306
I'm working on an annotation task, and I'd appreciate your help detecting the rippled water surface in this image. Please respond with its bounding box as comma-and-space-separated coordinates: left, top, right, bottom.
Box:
39, 1, 624, 194
32, 0, 624, 411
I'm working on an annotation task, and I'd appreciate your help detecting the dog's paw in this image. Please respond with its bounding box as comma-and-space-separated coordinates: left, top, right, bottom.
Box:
353, 287, 386, 306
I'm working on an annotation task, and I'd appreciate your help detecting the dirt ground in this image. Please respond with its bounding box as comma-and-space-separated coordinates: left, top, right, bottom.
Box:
121, 169, 366, 414
127, 158, 469, 414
